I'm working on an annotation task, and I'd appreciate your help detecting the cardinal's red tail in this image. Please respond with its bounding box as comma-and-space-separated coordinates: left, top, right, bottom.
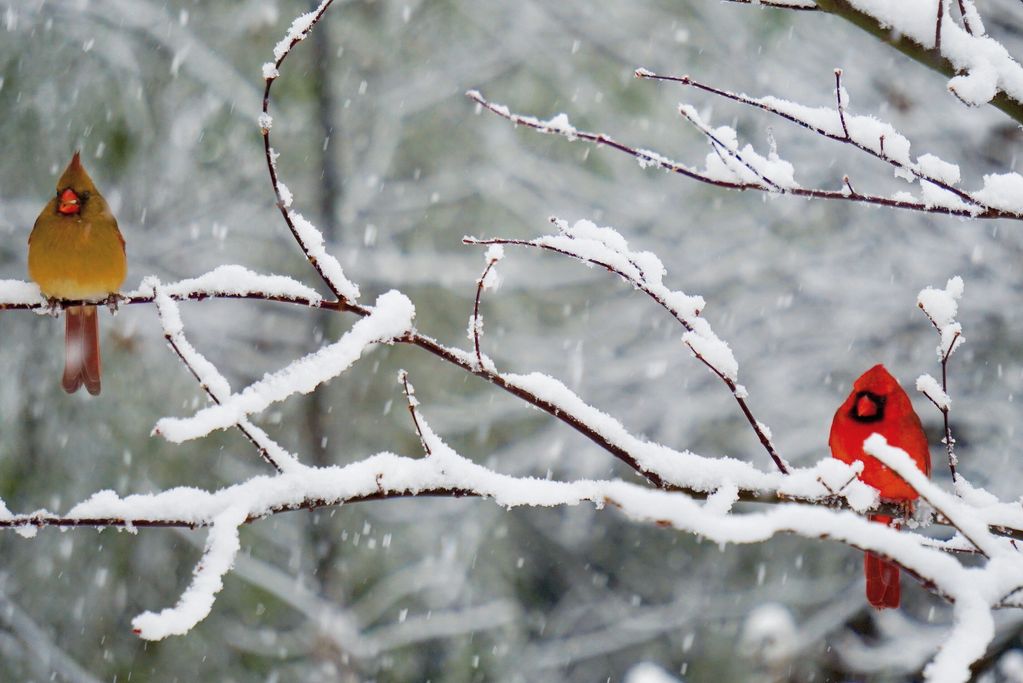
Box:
866, 513, 900, 609
62, 305, 101, 396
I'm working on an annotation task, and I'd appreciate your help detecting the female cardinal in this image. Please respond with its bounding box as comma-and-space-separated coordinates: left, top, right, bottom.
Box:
829, 364, 930, 609
28, 152, 126, 395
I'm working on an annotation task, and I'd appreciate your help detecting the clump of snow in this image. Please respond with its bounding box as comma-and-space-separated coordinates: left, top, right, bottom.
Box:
258, 112, 272, 132
741, 602, 798, 667
918, 276, 965, 360
541, 113, 577, 140
948, 64, 998, 106
624, 663, 681, 683
916, 154, 961, 186
134, 265, 321, 304
261, 62, 279, 80
973, 173, 1023, 214
485, 244, 504, 263
917, 374, 950, 410
679, 104, 798, 190
271, 0, 329, 62
277, 181, 293, 208
0, 280, 45, 306
290, 211, 360, 302
684, 318, 738, 382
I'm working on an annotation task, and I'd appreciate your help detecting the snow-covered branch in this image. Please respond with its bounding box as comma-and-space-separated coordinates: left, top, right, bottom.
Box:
917, 276, 966, 483
466, 217, 787, 474
468, 75, 1023, 220
154, 290, 415, 444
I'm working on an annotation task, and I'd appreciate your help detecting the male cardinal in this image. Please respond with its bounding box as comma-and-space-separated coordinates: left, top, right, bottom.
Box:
28, 152, 126, 395
829, 364, 930, 609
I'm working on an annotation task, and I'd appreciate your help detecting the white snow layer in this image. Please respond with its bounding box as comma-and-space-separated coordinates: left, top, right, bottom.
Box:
272, 0, 329, 62
151, 280, 301, 472
917, 374, 951, 410
918, 277, 965, 360
131, 505, 247, 640
154, 290, 414, 443
844, 0, 1023, 108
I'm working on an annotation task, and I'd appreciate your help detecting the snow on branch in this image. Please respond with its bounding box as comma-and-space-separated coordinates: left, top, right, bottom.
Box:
636, 69, 984, 215
135, 265, 322, 305
834, 0, 1023, 109
150, 278, 302, 474
131, 505, 248, 640
153, 290, 415, 443
466, 217, 788, 474
468, 246, 503, 371
260, 0, 360, 304
467, 89, 1023, 221
918, 276, 965, 482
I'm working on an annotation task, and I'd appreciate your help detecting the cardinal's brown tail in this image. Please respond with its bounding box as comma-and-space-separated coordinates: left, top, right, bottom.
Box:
62, 305, 101, 395
865, 513, 900, 609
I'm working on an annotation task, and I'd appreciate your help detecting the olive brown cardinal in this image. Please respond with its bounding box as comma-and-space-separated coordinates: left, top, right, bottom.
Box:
28, 152, 126, 395
829, 364, 931, 609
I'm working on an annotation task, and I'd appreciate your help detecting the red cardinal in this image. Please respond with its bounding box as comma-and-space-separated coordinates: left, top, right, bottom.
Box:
829, 364, 931, 609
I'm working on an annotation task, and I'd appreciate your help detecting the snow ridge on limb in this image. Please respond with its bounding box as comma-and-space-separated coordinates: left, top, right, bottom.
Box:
133, 265, 322, 305
153, 290, 415, 443
149, 278, 302, 473
260, 0, 360, 304
132, 505, 248, 640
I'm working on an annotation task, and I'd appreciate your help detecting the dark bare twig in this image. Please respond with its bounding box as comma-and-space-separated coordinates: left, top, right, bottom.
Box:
936, 0, 945, 53
472, 259, 498, 369
956, 0, 975, 35
721, 0, 820, 9
919, 304, 961, 483
835, 68, 850, 138
399, 370, 431, 456
261, 0, 349, 302
677, 106, 783, 191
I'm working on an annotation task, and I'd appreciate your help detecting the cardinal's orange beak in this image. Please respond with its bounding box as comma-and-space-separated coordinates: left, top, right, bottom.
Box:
58, 188, 81, 215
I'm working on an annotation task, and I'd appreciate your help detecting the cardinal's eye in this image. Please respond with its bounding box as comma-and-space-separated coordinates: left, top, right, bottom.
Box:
850, 391, 885, 423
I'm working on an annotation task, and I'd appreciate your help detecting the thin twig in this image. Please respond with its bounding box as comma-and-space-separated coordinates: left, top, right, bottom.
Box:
919, 305, 961, 483
835, 69, 849, 139
956, 0, 975, 35
399, 370, 431, 456
472, 259, 498, 369
721, 0, 820, 9
941, 331, 961, 481
935, 0, 944, 53
677, 107, 783, 191
261, 0, 348, 302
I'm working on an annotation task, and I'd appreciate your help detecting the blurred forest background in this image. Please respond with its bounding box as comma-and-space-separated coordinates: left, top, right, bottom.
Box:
1, 0, 1023, 681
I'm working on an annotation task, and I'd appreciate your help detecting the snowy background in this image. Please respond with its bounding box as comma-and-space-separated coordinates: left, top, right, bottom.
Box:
1, 0, 1023, 680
